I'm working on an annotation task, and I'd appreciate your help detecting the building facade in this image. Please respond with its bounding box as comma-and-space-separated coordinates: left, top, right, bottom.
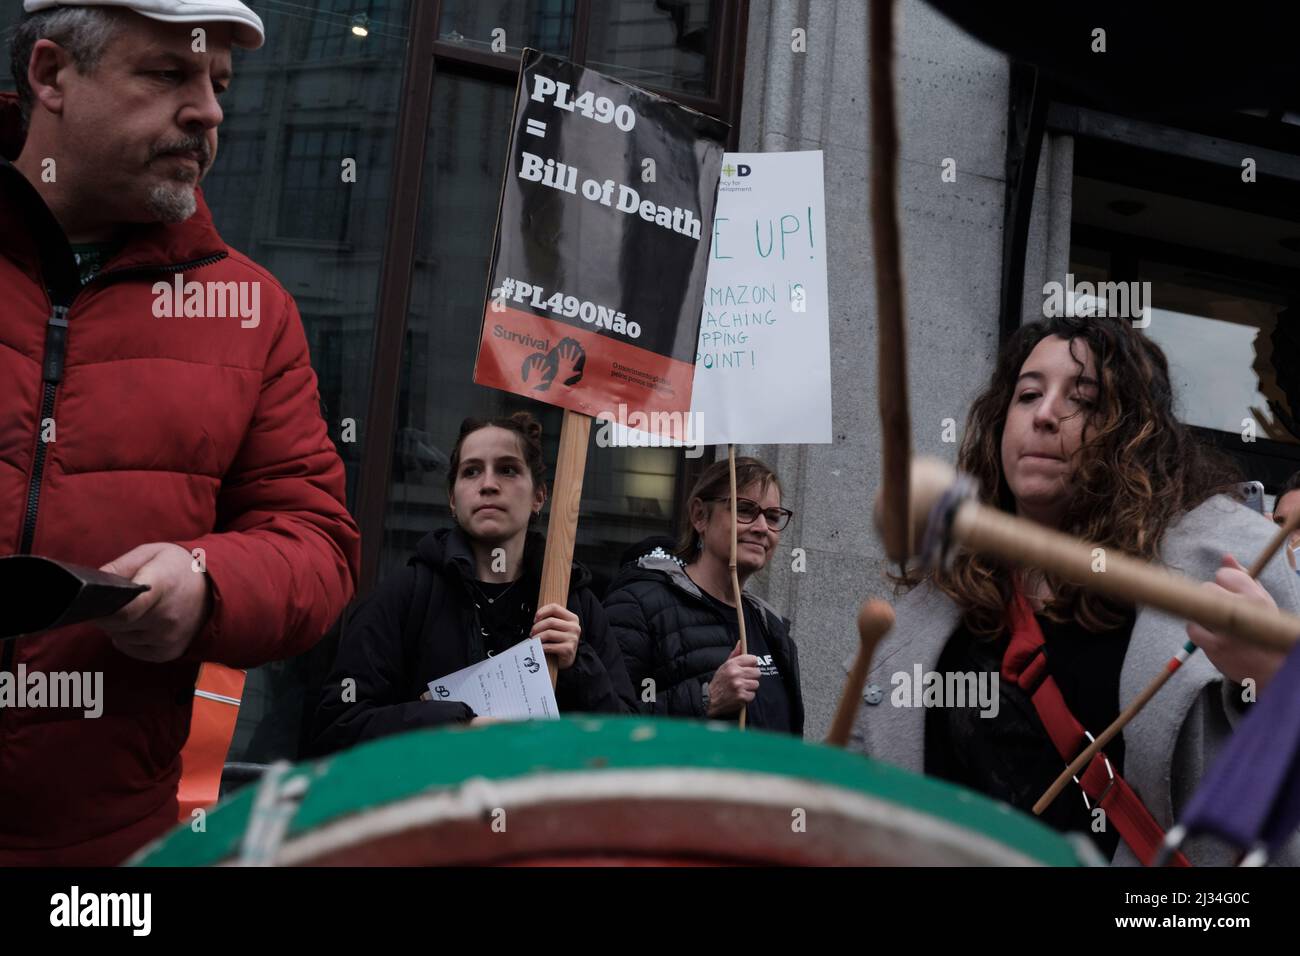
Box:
2, 1, 1294, 754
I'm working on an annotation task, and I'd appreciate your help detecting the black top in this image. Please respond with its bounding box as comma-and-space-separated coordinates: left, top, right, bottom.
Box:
924, 607, 1136, 858
309, 526, 636, 756
70, 240, 122, 285
603, 543, 805, 737
466, 578, 533, 655
698, 588, 794, 733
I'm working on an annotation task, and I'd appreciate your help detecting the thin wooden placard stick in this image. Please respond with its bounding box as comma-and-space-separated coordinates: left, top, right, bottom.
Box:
728, 444, 749, 730
1031, 639, 1196, 817
1247, 507, 1300, 579
539, 409, 592, 688
869, 0, 912, 563
1034, 502, 1300, 815
826, 600, 895, 747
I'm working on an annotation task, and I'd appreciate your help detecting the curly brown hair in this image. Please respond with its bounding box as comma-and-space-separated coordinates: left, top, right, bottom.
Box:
924, 314, 1243, 637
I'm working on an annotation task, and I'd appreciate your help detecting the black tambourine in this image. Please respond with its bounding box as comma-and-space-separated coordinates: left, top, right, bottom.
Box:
0, 555, 148, 640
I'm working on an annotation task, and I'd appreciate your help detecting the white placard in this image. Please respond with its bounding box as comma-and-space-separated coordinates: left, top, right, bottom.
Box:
426, 637, 559, 720
605, 151, 832, 447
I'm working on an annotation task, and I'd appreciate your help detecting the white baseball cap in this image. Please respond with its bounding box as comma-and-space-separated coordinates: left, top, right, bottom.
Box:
23, 1, 265, 49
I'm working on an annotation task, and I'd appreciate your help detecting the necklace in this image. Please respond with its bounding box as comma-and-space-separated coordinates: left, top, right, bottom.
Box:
470, 575, 522, 606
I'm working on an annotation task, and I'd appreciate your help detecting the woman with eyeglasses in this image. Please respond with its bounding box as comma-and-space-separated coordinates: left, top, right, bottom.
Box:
603, 457, 803, 735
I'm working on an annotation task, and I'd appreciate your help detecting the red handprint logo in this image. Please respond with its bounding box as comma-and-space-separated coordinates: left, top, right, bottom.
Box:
549, 337, 586, 388
521, 351, 556, 392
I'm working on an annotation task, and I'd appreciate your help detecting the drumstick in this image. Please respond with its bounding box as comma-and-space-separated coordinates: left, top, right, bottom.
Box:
1032, 640, 1196, 816
869, 0, 912, 563
1034, 501, 1300, 815
727, 444, 748, 730
897, 458, 1300, 651
826, 600, 895, 747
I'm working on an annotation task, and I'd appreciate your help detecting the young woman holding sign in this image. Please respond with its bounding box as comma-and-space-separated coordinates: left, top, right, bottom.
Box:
605, 457, 804, 735
310, 412, 635, 755
849, 313, 1300, 865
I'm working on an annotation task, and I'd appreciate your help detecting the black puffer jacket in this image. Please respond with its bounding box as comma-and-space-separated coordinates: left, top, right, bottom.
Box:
604, 553, 804, 736
310, 526, 635, 755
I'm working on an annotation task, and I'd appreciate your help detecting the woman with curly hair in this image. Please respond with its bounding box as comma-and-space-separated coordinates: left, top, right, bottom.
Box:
848, 314, 1300, 865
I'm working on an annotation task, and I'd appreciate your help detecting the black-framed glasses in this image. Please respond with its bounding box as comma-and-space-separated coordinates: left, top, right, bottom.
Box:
706, 497, 793, 531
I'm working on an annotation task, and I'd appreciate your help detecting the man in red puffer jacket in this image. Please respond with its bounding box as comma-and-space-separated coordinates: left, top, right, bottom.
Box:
0, 1, 359, 865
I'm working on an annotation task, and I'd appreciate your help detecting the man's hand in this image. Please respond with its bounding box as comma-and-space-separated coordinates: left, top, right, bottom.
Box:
1186, 554, 1287, 694
532, 602, 580, 670
707, 640, 760, 717
99, 543, 212, 662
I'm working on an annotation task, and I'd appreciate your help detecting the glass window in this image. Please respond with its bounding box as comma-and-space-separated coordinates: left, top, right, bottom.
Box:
1069, 137, 1300, 493
279, 127, 355, 239
438, 0, 575, 58
586, 0, 717, 95
1065, 245, 1110, 289
278, 0, 409, 60
205, 132, 267, 250
1140, 262, 1298, 446
380, 70, 686, 597
1, 12, 22, 88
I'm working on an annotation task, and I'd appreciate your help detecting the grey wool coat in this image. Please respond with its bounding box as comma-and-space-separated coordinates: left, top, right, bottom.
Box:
845, 495, 1300, 866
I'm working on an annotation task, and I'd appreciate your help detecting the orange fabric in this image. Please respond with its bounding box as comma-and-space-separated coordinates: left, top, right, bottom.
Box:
176, 664, 246, 822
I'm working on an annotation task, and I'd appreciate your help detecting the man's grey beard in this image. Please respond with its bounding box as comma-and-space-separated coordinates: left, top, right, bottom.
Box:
146, 181, 198, 222
145, 135, 209, 223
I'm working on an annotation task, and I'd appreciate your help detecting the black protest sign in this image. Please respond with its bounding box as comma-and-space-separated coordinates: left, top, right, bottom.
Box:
474, 50, 727, 436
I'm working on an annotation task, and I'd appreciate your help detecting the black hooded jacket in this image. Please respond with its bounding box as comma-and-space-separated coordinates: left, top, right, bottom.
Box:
309, 526, 636, 755
604, 553, 804, 736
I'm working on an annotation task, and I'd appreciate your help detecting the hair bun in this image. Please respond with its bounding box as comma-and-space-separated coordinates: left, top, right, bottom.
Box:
510, 411, 543, 441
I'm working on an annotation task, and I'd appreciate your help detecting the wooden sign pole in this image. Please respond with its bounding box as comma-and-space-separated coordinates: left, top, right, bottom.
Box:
869, 0, 912, 563
539, 409, 592, 687
727, 444, 749, 730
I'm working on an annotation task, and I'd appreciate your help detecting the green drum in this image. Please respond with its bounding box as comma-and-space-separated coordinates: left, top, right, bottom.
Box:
131, 717, 1091, 866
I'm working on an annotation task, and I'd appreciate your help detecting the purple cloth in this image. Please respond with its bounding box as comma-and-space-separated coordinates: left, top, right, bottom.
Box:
1177, 641, 1300, 855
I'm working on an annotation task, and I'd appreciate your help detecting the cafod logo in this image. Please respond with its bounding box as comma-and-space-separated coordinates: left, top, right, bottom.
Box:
523, 654, 541, 675
722, 162, 752, 178
433, 684, 449, 698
